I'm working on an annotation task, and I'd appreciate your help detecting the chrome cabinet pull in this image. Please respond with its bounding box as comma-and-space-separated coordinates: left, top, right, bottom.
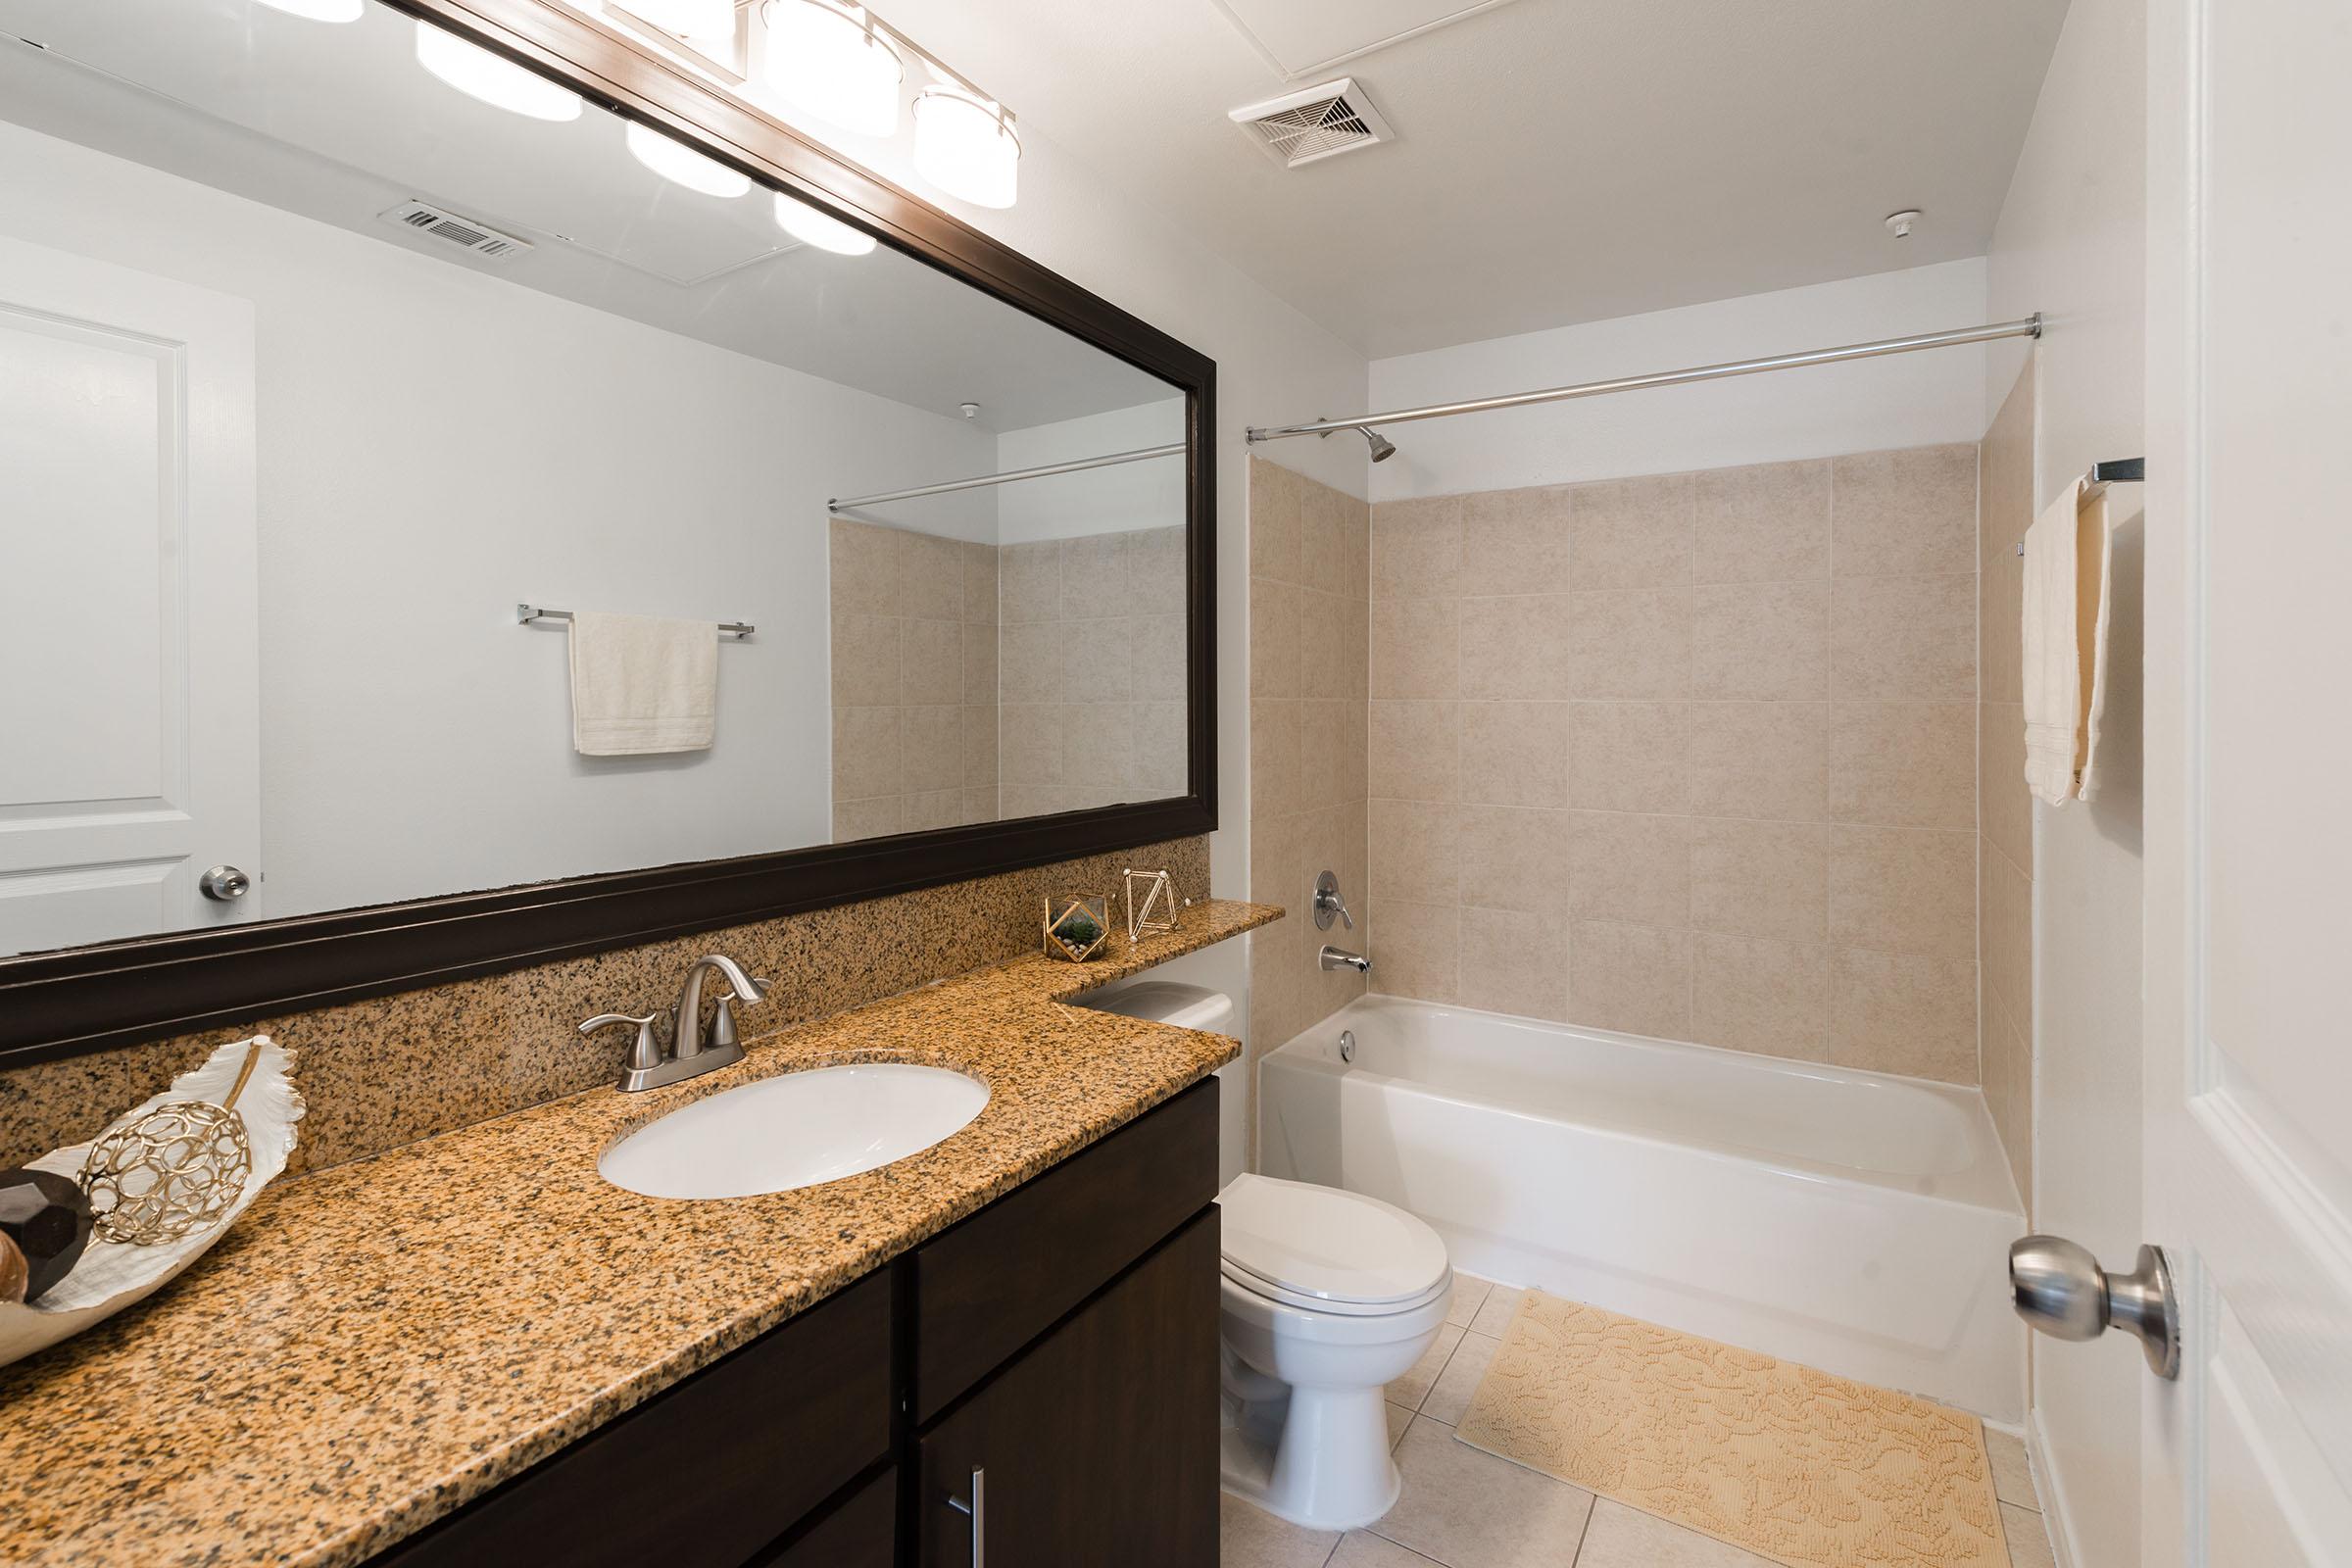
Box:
946, 1465, 985, 1567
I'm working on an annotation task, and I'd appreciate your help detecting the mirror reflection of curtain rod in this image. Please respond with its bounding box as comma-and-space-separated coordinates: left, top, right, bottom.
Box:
828, 441, 1186, 513
1247, 316, 2045, 444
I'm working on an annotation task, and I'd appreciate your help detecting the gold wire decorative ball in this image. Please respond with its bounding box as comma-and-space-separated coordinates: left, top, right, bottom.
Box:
78, 1101, 253, 1247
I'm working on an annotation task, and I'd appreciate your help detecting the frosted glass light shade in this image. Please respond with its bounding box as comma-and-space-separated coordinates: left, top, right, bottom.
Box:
773, 192, 876, 255
415, 23, 583, 121
622, 0, 736, 39
626, 122, 752, 198
254, 0, 364, 21
762, 0, 901, 137
912, 88, 1018, 209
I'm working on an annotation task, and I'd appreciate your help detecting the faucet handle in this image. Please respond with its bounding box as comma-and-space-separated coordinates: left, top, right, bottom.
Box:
710, 978, 773, 1053
1312, 870, 1355, 931
580, 1010, 666, 1073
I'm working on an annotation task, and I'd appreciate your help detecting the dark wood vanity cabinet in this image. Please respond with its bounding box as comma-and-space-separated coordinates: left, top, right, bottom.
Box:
369, 1079, 1220, 1568
915, 1212, 1219, 1566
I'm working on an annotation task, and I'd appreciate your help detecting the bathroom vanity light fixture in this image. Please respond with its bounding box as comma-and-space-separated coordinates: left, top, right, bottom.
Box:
761, 0, 904, 136
626, 121, 753, 197
773, 191, 876, 254
253, 0, 363, 21
415, 22, 584, 121
619, 0, 738, 40
912, 83, 1020, 209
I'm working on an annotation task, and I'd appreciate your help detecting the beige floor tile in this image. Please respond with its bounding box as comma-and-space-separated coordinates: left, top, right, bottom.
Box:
1332, 1531, 1446, 1566
1223, 1492, 1344, 1568
1571, 1500, 1778, 1566
1470, 1286, 1523, 1339
2002, 1501, 2056, 1568
1390, 1321, 1466, 1409
1984, 1427, 2038, 1511
1446, 1273, 1497, 1328
1388, 1400, 1417, 1450
1373, 1418, 1593, 1567
1423, 1331, 1502, 1425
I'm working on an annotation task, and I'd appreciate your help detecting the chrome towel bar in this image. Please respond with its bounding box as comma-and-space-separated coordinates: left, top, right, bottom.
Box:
516, 604, 755, 639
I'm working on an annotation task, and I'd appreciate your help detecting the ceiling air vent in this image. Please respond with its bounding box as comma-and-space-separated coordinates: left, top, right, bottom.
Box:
377, 200, 533, 262
1228, 77, 1396, 169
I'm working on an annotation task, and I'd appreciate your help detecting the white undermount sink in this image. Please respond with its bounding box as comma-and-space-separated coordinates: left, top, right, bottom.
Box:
598, 1063, 990, 1200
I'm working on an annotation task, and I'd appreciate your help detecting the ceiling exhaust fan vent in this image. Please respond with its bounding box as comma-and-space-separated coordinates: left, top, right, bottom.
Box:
1228, 77, 1396, 169
378, 200, 533, 261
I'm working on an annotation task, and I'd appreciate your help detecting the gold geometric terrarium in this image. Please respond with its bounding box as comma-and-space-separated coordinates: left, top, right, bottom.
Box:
1043, 893, 1111, 962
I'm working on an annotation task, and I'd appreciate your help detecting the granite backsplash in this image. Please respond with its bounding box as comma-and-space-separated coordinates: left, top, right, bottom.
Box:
0, 836, 1209, 1177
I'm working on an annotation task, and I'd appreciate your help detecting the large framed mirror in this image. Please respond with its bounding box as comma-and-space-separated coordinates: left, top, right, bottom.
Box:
0, 0, 1214, 1063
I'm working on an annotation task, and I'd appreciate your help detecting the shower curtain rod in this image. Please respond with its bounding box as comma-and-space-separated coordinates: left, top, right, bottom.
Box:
829, 441, 1186, 513
1246, 315, 2044, 444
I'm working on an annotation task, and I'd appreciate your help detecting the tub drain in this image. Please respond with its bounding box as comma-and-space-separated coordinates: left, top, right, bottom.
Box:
1338, 1029, 1355, 1063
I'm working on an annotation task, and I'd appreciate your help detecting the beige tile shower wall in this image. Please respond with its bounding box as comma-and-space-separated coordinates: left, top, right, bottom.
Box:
1366, 444, 1983, 1081
1247, 459, 1370, 1056
997, 525, 1190, 818
830, 518, 1002, 840
1979, 367, 2036, 1204
0, 836, 1211, 1180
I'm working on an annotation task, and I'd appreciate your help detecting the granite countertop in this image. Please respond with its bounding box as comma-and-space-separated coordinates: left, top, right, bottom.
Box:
0, 899, 1279, 1568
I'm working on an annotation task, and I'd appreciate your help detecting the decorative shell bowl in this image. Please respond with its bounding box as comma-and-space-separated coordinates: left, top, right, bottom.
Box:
0, 1036, 304, 1369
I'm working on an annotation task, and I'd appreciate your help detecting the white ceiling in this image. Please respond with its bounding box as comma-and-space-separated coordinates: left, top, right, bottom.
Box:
874, 0, 2070, 359
0, 0, 1173, 429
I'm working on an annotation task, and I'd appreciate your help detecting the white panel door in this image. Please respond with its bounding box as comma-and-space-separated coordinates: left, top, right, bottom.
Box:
0, 234, 258, 955
2143, 0, 2352, 1560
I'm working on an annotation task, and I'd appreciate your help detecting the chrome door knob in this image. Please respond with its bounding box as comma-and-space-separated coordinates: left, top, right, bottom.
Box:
198, 864, 251, 902
2009, 1234, 2181, 1379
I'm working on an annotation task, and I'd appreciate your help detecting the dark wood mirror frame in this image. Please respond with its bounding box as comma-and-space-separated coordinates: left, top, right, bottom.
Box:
0, 0, 1217, 1069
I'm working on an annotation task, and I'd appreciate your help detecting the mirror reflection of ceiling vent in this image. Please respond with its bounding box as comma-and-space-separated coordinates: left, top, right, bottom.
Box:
1228, 77, 1396, 169
377, 200, 533, 261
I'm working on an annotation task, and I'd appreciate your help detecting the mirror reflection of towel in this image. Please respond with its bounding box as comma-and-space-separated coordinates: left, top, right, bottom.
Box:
566, 611, 716, 756
2020, 479, 2111, 805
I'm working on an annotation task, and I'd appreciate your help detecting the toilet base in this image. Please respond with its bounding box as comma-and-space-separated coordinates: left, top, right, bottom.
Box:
1218, 1382, 1401, 1531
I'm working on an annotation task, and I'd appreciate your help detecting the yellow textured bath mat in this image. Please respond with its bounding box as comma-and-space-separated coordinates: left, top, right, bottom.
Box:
1454, 1292, 2008, 1568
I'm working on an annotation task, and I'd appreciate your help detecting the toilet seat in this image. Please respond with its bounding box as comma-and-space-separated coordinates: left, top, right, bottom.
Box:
1220, 1260, 1451, 1318
1219, 1174, 1450, 1315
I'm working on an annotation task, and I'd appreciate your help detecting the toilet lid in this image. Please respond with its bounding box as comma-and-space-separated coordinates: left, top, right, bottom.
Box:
1217, 1174, 1450, 1307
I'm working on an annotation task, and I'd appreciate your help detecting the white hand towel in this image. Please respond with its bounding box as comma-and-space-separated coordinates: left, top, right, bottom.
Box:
567, 611, 717, 756
2019, 479, 2113, 805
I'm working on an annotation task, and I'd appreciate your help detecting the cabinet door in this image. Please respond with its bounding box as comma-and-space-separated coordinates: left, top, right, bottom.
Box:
749, 1467, 895, 1568
916, 1210, 1218, 1567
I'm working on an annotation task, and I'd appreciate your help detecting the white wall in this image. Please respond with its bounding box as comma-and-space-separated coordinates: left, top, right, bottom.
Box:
0, 119, 997, 917
994, 399, 1187, 546
1364, 259, 1991, 501
1983, 0, 2150, 1561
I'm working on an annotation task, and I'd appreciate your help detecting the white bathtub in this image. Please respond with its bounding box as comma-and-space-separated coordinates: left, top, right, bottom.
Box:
1257, 995, 2028, 1421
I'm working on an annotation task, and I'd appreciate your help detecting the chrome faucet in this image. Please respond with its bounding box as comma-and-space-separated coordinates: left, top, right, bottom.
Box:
580, 953, 770, 1093
1319, 945, 1372, 974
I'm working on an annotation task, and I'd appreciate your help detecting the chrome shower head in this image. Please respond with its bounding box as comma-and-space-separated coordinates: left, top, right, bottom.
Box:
1315, 420, 1398, 463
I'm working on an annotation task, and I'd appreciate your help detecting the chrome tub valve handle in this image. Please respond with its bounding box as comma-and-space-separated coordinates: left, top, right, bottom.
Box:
1313, 869, 1355, 931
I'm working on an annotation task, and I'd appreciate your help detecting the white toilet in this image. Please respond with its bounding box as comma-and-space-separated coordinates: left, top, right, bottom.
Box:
1216, 1172, 1453, 1530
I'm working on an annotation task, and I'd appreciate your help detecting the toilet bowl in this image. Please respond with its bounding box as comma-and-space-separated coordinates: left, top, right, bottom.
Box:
1217, 1172, 1452, 1530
